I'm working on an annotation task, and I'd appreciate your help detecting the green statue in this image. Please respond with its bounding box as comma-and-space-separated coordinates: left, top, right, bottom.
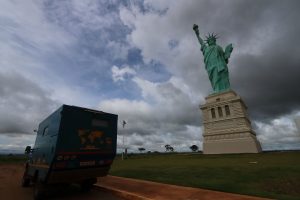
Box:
193, 24, 233, 93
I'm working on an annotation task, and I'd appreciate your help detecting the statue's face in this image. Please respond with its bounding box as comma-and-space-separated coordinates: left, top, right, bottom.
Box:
207, 39, 216, 46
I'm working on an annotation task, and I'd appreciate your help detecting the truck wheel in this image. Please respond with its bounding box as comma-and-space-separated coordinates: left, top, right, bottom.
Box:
21, 167, 30, 187
34, 184, 44, 200
21, 176, 30, 187
34, 182, 45, 200
80, 178, 96, 192
81, 182, 93, 192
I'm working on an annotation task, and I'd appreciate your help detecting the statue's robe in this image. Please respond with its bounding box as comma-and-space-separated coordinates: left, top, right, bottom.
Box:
201, 44, 230, 93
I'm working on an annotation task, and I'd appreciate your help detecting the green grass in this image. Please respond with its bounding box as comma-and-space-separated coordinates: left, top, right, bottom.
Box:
0, 154, 27, 163
109, 152, 300, 200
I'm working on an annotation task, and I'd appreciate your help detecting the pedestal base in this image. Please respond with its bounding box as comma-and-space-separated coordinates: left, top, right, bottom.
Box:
200, 90, 262, 154
203, 133, 261, 154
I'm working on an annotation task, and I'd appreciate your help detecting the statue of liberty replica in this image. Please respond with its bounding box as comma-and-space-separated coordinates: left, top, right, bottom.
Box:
193, 24, 233, 93
193, 24, 261, 154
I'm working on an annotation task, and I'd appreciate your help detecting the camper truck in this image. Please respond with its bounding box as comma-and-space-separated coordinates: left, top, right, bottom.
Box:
22, 105, 118, 199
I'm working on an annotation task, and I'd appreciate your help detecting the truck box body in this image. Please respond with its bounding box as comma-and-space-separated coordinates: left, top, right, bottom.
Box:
27, 105, 118, 184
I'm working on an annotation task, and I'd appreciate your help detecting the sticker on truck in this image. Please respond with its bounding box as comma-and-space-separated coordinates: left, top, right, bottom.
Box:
78, 129, 105, 150
79, 160, 95, 167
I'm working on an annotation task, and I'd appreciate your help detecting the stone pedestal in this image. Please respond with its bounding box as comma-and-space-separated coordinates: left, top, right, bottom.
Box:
200, 90, 262, 154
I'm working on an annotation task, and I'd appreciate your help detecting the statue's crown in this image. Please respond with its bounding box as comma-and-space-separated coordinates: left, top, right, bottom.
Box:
205, 33, 218, 43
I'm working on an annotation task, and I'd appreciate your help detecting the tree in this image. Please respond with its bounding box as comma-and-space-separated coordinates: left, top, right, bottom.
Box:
164, 144, 170, 152
165, 144, 174, 152
190, 145, 199, 152
138, 147, 145, 153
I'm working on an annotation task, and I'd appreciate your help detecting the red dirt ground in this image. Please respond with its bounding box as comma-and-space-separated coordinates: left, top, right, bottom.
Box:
0, 163, 122, 200
97, 175, 272, 200
0, 163, 272, 200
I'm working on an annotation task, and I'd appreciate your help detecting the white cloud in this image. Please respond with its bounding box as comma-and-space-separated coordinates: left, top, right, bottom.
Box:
254, 115, 300, 150
295, 116, 300, 135
100, 69, 202, 152
100, 98, 151, 117
111, 65, 136, 82
107, 41, 130, 60
143, 0, 170, 11
70, 0, 118, 30
119, 2, 211, 96
0, 71, 59, 134
0, 134, 35, 153
0, 0, 100, 138
1, 0, 299, 153
0, 0, 76, 88
117, 1, 300, 152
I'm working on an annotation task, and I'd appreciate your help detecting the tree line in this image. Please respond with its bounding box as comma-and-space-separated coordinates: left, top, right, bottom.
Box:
137, 145, 199, 153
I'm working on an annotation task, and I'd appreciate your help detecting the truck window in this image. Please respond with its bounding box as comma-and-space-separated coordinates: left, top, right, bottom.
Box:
43, 126, 49, 136
92, 119, 108, 127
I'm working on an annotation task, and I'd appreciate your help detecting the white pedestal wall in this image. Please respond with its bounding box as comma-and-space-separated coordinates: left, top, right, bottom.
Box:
200, 90, 262, 154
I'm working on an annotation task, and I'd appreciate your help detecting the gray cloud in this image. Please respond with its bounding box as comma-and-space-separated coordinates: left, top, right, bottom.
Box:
99, 74, 203, 152
232, 51, 300, 120
254, 117, 300, 150
0, 71, 59, 134
1, 0, 299, 152
122, 0, 300, 122
226, 0, 300, 120
116, 0, 300, 151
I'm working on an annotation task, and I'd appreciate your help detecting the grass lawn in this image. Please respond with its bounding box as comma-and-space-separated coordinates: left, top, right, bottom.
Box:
109, 152, 300, 200
0, 154, 27, 163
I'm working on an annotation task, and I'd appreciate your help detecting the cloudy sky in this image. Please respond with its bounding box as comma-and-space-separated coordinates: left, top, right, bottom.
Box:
1, 0, 300, 153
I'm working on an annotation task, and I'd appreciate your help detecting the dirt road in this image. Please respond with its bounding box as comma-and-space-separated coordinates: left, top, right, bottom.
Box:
0, 163, 122, 200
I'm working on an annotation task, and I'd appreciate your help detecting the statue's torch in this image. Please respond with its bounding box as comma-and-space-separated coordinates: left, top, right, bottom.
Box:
193, 24, 199, 35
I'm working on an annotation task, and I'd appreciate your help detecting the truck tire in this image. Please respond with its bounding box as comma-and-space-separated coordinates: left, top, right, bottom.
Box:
34, 183, 45, 200
80, 182, 93, 192
21, 166, 30, 187
80, 178, 96, 192
33, 173, 45, 200
21, 175, 30, 187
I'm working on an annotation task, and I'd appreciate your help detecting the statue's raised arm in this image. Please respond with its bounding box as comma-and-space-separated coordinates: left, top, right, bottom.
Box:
193, 24, 205, 47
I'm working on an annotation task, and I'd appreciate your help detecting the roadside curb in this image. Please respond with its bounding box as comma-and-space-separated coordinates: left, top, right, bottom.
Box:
93, 184, 152, 200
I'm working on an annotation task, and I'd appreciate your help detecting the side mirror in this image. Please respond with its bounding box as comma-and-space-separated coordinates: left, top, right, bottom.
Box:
25, 146, 31, 154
